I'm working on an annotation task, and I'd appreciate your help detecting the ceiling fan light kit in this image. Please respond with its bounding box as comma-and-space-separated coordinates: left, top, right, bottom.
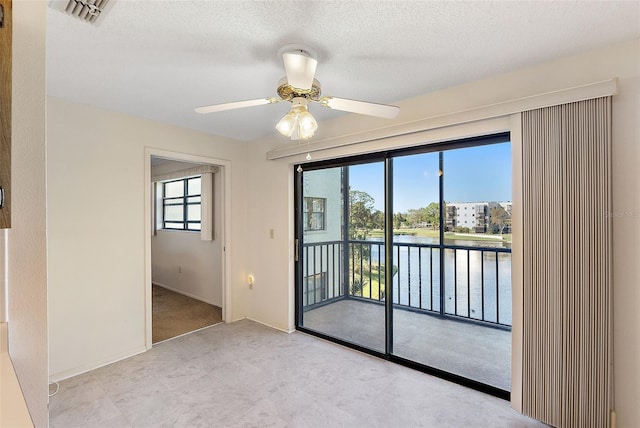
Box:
195, 46, 399, 141
275, 98, 318, 140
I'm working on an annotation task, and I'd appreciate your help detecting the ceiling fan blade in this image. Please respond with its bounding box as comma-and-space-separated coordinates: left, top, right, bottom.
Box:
318, 97, 400, 119
195, 98, 279, 114
283, 51, 317, 90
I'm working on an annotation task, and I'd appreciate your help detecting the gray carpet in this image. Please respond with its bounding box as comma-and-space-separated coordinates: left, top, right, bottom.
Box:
303, 299, 511, 390
49, 319, 546, 427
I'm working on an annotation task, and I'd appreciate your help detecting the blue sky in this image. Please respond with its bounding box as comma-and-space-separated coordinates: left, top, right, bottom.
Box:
348, 142, 512, 212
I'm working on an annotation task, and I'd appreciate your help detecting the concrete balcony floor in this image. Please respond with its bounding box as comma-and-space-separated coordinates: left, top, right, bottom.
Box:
303, 298, 511, 391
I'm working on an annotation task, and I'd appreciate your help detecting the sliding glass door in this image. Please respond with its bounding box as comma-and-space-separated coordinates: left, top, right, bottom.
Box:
390, 143, 512, 391
388, 151, 443, 361
297, 161, 386, 353
295, 134, 512, 395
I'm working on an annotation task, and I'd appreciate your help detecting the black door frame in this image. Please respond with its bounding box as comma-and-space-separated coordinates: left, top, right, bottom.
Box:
294, 132, 511, 400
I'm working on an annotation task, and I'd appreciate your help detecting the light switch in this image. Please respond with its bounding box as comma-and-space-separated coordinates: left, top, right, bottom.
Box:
269, 229, 274, 239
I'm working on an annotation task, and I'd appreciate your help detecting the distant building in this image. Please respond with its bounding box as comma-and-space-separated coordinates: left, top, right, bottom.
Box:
446, 201, 512, 233
301, 168, 343, 243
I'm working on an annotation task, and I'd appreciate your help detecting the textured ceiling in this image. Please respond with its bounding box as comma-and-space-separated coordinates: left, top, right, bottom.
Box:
46, 1, 640, 142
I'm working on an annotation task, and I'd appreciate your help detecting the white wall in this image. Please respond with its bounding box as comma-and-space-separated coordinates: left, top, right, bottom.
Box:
7, 1, 49, 426
47, 97, 249, 381
245, 40, 640, 427
152, 231, 222, 305
302, 168, 342, 243
245, 146, 294, 331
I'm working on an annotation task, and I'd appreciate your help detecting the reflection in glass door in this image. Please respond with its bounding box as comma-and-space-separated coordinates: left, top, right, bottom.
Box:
297, 162, 386, 353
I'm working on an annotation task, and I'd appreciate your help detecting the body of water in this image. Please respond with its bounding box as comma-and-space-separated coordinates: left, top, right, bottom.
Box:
367, 235, 512, 326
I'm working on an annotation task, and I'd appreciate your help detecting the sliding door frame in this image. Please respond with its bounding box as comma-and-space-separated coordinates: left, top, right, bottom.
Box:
294, 153, 389, 359
294, 132, 511, 400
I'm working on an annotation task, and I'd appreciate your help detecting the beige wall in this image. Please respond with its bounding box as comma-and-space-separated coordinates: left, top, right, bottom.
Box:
246, 147, 295, 331
47, 97, 249, 380
610, 64, 640, 428
246, 39, 640, 426
0, 230, 6, 322
7, 0, 48, 426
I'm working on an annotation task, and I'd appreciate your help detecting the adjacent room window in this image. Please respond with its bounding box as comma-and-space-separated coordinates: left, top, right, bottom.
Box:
303, 197, 326, 231
162, 176, 202, 231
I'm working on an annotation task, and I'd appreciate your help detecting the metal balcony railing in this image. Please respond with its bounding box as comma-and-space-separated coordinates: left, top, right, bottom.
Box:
301, 239, 512, 328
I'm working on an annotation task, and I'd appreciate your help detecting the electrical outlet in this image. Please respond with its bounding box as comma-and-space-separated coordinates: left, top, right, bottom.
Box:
178, 266, 182, 273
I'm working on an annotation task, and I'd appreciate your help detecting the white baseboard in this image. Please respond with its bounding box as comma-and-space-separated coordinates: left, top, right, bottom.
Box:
246, 317, 294, 334
48, 318, 295, 383
152, 282, 220, 307
48, 345, 147, 383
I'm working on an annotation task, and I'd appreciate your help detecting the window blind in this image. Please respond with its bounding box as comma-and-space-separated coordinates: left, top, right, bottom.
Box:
521, 97, 612, 427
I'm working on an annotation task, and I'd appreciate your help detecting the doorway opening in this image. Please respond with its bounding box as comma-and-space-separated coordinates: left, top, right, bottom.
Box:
144, 149, 232, 348
150, 158, 221, 343
295, 133, 512, 398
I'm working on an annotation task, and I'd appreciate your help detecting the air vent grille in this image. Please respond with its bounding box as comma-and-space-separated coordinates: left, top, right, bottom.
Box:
49, 0, 116, 25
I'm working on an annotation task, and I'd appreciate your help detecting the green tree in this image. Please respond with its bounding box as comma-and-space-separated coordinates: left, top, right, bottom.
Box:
371, 210, 385, 230
405, 202, 442, 229
405, 207, 427, 227
393, 212, 407, 229
424, 202, 441, 230
348, 190, 377, 294
349, 189, 376, 240
489, 204, 510, 234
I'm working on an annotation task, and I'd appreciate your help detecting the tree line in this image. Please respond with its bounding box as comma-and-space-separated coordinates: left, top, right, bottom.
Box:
349, 189, 510, 238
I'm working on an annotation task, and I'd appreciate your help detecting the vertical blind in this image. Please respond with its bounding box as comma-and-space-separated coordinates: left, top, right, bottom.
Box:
521, 97, 612, 427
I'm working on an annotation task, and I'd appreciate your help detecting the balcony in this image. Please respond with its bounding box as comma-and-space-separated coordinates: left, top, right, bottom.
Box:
300, 239, 512, 391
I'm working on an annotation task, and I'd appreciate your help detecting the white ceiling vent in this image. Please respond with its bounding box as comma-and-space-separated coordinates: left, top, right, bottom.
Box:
49, 0, 116, 25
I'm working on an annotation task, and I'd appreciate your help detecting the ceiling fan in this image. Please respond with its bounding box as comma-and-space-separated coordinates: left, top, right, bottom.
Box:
195, 46, 400, 140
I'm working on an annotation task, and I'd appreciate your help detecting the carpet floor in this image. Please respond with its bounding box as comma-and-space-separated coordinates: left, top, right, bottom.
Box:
50, 320, 547, 427
152, 285, 222, 343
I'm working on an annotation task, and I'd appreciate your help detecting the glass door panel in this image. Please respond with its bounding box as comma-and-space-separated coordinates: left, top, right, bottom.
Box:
298, 162, 386, 353
391, 142, 512, 392
295, 135, 512, 395
390, 152, 442, 365
439, 143, 512, 390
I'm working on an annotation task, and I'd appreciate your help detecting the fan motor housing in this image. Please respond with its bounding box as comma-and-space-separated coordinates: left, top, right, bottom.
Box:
277, 77, 322, 101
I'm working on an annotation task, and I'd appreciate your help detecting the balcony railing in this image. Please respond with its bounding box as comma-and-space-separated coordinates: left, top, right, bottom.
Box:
302, 239, 512, 328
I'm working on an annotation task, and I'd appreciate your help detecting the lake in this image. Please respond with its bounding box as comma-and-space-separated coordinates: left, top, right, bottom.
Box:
367, 235, 512, 326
